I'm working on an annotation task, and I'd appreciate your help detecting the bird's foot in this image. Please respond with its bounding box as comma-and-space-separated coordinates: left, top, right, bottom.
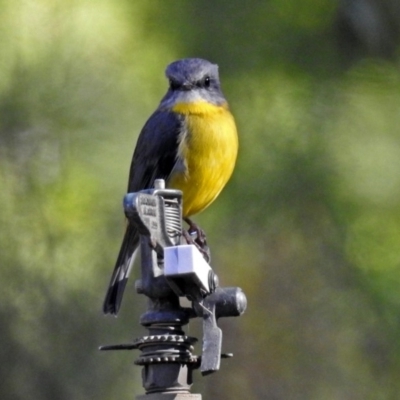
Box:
183, 218, 211, 263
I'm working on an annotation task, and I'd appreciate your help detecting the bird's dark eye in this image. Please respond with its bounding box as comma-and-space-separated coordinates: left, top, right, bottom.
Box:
169, 79, 180, 91
196, 76, 211, 89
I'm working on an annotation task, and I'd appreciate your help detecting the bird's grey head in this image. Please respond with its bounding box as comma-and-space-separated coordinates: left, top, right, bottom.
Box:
159, 58, 227, 108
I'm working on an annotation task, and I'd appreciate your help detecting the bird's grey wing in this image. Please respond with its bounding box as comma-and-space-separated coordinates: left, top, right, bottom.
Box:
103, 110, 184, 315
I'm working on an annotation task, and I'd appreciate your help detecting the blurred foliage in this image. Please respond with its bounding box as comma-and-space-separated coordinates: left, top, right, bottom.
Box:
1, 0, 400, 399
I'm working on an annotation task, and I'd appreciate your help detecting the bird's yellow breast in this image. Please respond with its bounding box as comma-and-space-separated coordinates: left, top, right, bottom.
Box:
168, 101, 238, 217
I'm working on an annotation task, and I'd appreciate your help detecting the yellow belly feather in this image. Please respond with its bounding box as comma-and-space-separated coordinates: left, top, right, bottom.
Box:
168, 101, 238, 217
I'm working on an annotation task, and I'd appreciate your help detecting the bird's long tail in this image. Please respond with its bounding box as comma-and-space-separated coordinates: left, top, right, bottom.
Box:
103, 223, 140, 315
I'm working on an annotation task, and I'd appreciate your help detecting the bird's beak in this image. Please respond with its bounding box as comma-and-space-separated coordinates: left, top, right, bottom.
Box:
181, 82, 192, 91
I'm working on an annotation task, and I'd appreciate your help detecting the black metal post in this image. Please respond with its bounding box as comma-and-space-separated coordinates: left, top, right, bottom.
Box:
133, 237, 201, 399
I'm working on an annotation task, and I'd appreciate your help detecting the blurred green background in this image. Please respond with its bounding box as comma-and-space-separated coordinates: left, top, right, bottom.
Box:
1, 0, 400, 399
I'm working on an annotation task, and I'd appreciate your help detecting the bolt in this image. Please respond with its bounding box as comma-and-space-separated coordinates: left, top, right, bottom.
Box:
154, 179, 165, 189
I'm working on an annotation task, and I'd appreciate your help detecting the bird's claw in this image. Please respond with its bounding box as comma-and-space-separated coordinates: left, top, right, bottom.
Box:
183, 218, 211, 263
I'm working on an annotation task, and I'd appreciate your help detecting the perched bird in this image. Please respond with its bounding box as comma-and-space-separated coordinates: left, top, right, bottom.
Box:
103, 58, 238, 315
